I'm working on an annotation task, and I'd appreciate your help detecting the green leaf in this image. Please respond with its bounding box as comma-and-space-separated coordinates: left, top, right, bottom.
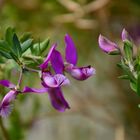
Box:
135, 56, 140, 72
137, 72, 140, 96
117, 62, 123, 69
13, 33, 22, 57
20, 32, 31, 43
10, 52, 19, 62
123, 40, 133, 61
0, 51, 12, 59
118, 75, 129, 79
5, 27, 15, 46
0, 40, 11, 53
30, 43, 39, 55
108, 50, 120, 55
30, 39, 50, 56
130, 81, 137, 93
39, 38, 50, 55
21, 39, 33, 53
120, 59, 136, 82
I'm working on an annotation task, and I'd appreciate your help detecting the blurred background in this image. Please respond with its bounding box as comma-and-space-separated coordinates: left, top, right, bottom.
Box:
0, 0, 140, 140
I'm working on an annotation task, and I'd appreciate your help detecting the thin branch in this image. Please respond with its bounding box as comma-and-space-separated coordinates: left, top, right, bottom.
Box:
24, 66, 40, 73
84, 0, 110, 13
57, 0, 82, 12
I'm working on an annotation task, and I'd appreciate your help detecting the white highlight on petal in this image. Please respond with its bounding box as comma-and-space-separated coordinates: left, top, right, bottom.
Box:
43, 73, 70, 88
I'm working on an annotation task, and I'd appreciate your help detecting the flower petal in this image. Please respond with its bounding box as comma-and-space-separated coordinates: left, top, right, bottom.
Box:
0, 80, 15, 88
54, 74, 70, 86
40, 44, 57, 70
43, 73, 70, 88
98, 35, 118, 53
0, 90, 17, 117
65, 34, 78, 65
122, 28, 132, 42
48, 88, 70, 112
65, 65, 95, 80
50, 49, 64, 74
22, 86, 48, 94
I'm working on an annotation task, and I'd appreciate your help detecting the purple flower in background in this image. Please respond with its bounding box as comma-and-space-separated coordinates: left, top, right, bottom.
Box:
65, 64, 94, 80
121, 28, 132, 42
0, 80, 47, 117
0, 90, 18, 117
0, 80, 18, 117
98, 34, 119, 54
127, 24, 140, 45
64, 34, 95, 80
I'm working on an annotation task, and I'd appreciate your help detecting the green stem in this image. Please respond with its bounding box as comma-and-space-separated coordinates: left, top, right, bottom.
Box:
24, 66, 40, 73
23, 55, 43, 61
17, 68, 23, 88
0, 118, 10, 140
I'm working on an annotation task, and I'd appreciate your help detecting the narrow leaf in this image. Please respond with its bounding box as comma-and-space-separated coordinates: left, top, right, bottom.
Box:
5, 27, 15, 46
10, 52, 19, 62
21, 39, 33, 53
137, 72, 140, 96
20, 32, 31, 43
0, 51, 12, 59
13, 34, 22, 57
130, 81, 137, 93
123, 40, 133, 61
118, 75, 129, 79
40, 38, 50, 55
0, 40, 11, 53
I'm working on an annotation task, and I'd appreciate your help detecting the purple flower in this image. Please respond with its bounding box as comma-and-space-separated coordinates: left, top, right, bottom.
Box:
127, 24, 140, 45
23, 86, 47, 94
0, 80, 18, 117
25, 34, 95, 112
39, 45, 70, 112
98, 34, 119, 54
65, 64, 95, 80
0, 90, 18, 117
0, 80, 15, 89
42, 72, 70, 88
65, 34, 78, 65
23, 86, 70, 112
64, 34, 95, 80
40, 43, 57, 71
0, 80, 46, 117
48, 88, 70, 112
121, 28, 132, 42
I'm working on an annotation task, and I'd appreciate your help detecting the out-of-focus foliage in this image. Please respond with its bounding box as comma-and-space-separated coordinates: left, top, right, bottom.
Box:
0, 0, 140, 140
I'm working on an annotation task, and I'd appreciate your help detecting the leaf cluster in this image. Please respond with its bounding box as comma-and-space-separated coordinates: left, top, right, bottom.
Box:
0, 27, 50, 67
117, 39, 140, 95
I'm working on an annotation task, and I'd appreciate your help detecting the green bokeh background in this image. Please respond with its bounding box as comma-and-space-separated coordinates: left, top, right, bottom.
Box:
0, 0, 140, 140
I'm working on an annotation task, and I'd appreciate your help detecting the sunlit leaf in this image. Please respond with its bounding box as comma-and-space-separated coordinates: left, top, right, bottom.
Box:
21, 39, 33, 53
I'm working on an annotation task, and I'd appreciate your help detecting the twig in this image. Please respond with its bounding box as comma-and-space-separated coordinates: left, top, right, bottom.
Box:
57, 0, 82, 12
24, 66, 40, 73
84, 0, 110, 13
